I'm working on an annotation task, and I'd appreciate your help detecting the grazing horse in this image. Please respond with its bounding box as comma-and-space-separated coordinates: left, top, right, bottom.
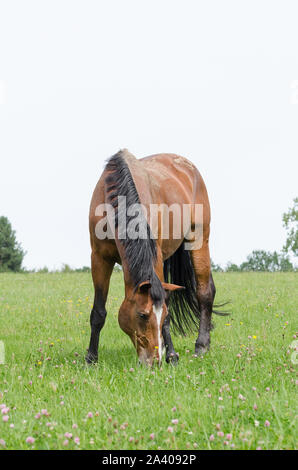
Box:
86, 149, 224, 366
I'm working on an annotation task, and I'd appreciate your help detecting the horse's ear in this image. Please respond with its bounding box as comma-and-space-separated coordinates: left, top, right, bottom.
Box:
161, 282, 185, 292
136, 280, 152, 294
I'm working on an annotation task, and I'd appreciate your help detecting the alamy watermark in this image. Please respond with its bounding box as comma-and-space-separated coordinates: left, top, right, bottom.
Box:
94, 198, 204, 250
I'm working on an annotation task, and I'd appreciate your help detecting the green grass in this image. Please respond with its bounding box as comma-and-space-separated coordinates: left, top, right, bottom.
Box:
0, 272, 297, 450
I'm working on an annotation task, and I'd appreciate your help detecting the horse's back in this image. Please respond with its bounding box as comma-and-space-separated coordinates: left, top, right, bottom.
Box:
138, 153, 211, 259
139, 153, 210, 211
89, 150, 210, 259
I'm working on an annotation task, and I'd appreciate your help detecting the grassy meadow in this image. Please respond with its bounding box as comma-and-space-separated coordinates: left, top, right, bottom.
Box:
0, 271, 297, 450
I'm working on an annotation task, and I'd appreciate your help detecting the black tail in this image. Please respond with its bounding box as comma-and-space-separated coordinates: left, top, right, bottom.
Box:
163, 243, 229, 336
163, 242, 200, 335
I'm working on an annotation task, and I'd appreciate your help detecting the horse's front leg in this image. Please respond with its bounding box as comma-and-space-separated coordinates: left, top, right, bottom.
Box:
162, 314, 179, 365
85, 252, 114, 364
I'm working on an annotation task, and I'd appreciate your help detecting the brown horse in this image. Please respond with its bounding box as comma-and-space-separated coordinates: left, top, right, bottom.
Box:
86, 149, 225, 366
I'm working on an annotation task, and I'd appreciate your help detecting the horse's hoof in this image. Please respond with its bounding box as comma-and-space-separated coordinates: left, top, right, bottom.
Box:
85, 352, 98, 364
195, 346, 209, 357
166, 352, 179, 365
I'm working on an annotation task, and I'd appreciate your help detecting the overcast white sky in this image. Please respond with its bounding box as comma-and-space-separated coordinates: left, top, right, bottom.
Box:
0, 1, 297, 270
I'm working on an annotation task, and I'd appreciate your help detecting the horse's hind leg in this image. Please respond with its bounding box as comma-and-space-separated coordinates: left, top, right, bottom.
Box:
190, 246, 215, 355
85, 252, 114, 364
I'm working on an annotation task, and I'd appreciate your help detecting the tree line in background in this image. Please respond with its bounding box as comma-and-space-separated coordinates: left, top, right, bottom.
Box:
0, 198, 297, 273
212, 250, 295, 272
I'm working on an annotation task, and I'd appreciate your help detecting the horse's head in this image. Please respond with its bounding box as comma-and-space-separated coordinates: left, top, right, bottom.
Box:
118, 280, 184, 366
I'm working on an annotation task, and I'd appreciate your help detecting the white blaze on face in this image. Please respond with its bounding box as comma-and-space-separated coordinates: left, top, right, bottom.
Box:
153, 304, 164, 363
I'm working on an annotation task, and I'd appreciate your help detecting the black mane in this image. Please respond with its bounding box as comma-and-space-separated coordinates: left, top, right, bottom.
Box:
105, 151, 165, 306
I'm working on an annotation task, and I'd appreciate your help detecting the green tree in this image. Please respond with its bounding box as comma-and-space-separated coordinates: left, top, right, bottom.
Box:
225, 262, 241, 272
211, 259, 223, 272
0, 216, 25, 272
61, 263, 72, 273
240, 250, 293, 272
282, 197, 298, 257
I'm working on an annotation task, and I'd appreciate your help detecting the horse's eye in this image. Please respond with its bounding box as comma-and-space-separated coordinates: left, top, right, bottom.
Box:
137, 312, 149, 321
